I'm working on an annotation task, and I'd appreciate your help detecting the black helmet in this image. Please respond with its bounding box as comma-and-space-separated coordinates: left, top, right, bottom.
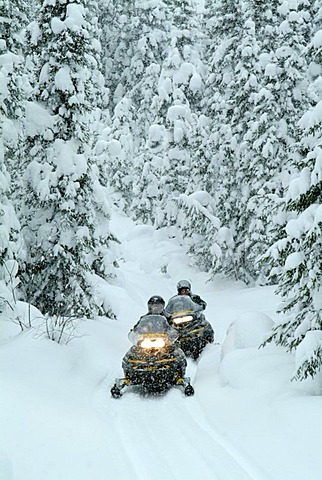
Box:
177, 280, 191, 292
147, 295, 165, 314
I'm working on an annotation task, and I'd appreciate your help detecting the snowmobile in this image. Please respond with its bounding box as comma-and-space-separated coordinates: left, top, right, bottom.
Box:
164, 295, 214, 360
110, 314, 194, 398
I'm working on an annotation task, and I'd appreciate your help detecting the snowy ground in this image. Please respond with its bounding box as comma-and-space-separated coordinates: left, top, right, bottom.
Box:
1, 211, 322, 480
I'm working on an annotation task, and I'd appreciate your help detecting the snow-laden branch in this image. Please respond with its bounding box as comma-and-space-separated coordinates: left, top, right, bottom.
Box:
176, 192, 221, 230
172, 191, 234, 274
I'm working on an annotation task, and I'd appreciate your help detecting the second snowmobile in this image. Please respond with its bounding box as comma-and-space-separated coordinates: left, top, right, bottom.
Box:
164, 295, 214, 360
111, 314, 194, 398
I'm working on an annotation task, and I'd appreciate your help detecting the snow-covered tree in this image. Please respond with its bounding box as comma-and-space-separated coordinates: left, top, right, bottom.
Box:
100, 0, 171, 109
0, 0, 31, 53
241, 0, 311, 284
100, 96, 135, 212
0, 39, 23, 314
173, 191, 234, 273
221, 4, 261, 283
0, 0, 30, 182
0, 0, 29, 314
99, 0, 180, 214
100, 0, 140, 107
131, 123, 167, 225
264, 114, 322, 379
20, 0, 116, 318
200, 0, 250, 279
0, 139, 21, 315
198, 0, 312, 284
133, 62, 162, 142
264, 12, 322, 381
132, 0, 205, 226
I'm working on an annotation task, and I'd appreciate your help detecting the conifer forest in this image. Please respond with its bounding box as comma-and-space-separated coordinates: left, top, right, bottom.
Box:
1, 0, 322, 381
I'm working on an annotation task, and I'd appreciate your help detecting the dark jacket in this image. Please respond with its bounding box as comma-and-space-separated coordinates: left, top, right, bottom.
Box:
188, 293, 207, 310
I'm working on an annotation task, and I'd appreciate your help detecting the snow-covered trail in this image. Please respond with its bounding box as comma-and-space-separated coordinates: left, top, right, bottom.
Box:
88, 213, 271, 480
91, 377, 263, 480
0, 212, 283, 480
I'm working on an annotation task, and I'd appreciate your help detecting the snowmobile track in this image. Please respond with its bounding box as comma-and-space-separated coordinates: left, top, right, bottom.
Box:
92, 372, 271, 480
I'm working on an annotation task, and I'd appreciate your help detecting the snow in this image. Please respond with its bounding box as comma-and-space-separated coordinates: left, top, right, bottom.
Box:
27, 21, 41, 46
188, 190, 214, 207
158, 77, 172, 100
189, 72, 202, 92
173, 61, 194, 85
65, 4, 85, 30
55, 66, 74, 92
148, 124, 166, 144
264, 63, 277, 78
24, 101, 54, 138
51, 17, 65, 35
279, 19, 293, 34
221, 312, 274, 359
167, 104, 188, 122
286, 204, 320, 238
313, 287, 322, 311
300, 100, 322, 129
285, 251, 304, 270
173, 124, 184, 142
107, 138, 122, 156
1, 211, 322, 480
286, 167, 311, 201
312, 29, 322, 49
258, 53, 271, 69
2, 119, 18, 148
296, 330, 322, 366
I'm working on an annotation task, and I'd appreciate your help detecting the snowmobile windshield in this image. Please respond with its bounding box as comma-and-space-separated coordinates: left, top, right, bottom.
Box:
129, 314, 178, 345
164, 295, 202, 321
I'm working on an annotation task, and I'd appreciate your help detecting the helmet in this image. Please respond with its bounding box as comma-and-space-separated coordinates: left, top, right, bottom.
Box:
147, 295, 165, 314
177, 280, 191, 292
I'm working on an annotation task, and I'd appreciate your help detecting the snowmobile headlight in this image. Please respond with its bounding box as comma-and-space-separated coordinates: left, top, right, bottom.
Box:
139, 336, 166, 349
172, 315, 194, 325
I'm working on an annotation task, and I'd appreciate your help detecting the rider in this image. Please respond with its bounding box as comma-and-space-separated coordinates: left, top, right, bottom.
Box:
129, 295, 166, 335
146, 295, 166, 315
176, 280, 207, 311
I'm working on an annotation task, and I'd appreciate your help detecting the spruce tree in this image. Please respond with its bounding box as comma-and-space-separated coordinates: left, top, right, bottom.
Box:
200, 0, 311, 284
264, 106, 322, 379
20, 0, 115, 318
0, 139, 21, 315
264, 5, 322, 381
0, 0, 30, 183
132, 0, 205, 226
241, 0, 311, 284
223, 3, 261, 283
201, 0, 250, 279
100, 0, 171, 109
0, 33, 23, 314
103, 96, 135, 212
100, 0, 175, 213
131, 124, 166, 225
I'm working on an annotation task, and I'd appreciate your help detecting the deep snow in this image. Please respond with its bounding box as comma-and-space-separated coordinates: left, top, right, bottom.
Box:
1, 211, 322, 480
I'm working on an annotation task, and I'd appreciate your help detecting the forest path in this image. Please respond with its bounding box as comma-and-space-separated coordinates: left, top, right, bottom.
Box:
91, 371, 261, 480
87, 212, 272, 480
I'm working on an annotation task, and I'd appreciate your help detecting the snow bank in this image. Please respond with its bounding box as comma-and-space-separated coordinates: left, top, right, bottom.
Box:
221, 311, 274, 359
220, 312, 293, 391
219, 347, 294, 390
0, 450, 13, 480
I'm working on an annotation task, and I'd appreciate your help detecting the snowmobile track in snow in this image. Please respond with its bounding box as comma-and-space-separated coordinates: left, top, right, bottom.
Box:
91, 351, 272, 480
